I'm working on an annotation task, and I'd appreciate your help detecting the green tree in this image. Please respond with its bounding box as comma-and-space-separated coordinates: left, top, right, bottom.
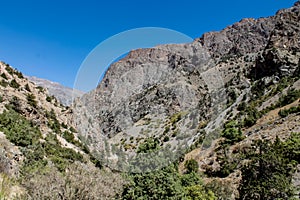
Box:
239, 135, 299, 200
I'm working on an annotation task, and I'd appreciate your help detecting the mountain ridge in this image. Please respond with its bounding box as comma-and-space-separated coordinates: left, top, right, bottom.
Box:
0, 1, 299, 199
27, 76, 84, 106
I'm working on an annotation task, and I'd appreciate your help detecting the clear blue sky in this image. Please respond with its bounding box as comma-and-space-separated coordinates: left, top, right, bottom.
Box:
0, 0, 296, 90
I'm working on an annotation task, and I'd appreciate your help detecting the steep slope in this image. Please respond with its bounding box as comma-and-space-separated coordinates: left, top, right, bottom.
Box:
72, 2, 299, 171
0, 62, 124, 199
71, 1, 300, 199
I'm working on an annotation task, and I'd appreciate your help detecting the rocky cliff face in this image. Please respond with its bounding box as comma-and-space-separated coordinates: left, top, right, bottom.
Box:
72, 2, 300, 173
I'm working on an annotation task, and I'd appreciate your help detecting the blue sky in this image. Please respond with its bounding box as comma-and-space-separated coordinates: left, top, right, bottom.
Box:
0, 0, 296, 91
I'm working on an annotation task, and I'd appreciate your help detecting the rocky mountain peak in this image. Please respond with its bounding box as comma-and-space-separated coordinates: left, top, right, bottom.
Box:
72, 1, 300, 175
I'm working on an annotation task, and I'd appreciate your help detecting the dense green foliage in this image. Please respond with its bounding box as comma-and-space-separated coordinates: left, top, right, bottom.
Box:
0, 109, 41, 146
122, 164, 216, 200
279, 104, 300, 118
239, 133, 300, 200
137, 137, 160, 153
0, 108, 83, 173
221, 121, 244, 145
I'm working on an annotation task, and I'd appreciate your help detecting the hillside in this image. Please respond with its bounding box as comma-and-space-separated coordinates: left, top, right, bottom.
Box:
0, 61, 124, 199
27, 76, 84, 106
0, 1, 300, 200
72, 1, 300, 199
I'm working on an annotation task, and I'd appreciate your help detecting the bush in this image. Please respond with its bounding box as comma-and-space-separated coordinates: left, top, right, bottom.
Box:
1, 73, 7, 80
185, 159, 199, 173
278, 89, 300, 106
0, 109, 41, 147
237, 102, 247, 111
25, 83, 31, 92
121, 165, 215, 199
137, 137, 160, 153
61, 122, 68, 129
21, 162, 125, 200
69, 126, 77, 133
5, 66, 14, 75
14, 70, 23, 79
61, 131, 82, 147
7, 96, 22, 113
9, 79, 20, 89
243, 106, 261, 128
27, 93, 38, 108
221, 121, 244, 144
170, 112, 182, 125
279, 105, 300, 118
46, 96, 53, 102
36, 86, 44, 93
0, 80, 8, 87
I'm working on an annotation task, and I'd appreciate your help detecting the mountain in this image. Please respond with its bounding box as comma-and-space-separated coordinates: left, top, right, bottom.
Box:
0, 1, 300, 199
27, 76, 84, 106
72, 1, 300, 199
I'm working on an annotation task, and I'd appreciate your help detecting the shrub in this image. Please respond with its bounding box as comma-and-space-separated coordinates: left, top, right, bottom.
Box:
278, 89, 300, 107
221, 121, 244, 144
163, 136, 170, 142
0, 80, 8, 87
8, 96, 22, 113
0, 109, 41, 147
36, 86, 44, 92
69, 126, 77, 133
278, 105, 300, 118
61, 122, 68, 129
27, 93, 38, 108
5, 66, 14, 75
237, 102, 247, 111
137, 137, 160, 153
61, 131, 82, 147
14, 70, 23, 79
25, 83, 31, 92
1, 73, 7, 80
122, 164, 215, 199
21, 162, 125, 200
9, 79, 20, 89
170, 112, 182, 125
243, 106, 261, 128
185, 159, 199, 173
46, 96, 53, 102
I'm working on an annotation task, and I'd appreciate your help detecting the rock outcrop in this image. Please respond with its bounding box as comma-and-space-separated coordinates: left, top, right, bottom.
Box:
72, 2, 300, 172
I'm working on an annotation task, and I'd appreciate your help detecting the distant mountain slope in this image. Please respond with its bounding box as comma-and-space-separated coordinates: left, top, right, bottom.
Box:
27, 76, 84, 106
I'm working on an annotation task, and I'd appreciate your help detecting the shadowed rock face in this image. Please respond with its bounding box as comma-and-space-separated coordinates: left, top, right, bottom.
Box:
71, 2, 300, 171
